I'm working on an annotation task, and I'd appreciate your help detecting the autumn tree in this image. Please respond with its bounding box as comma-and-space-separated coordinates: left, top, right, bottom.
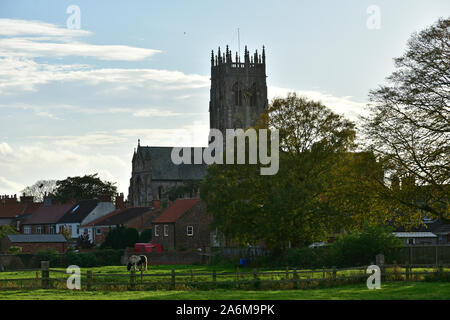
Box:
201, 93, 388, 249
362, 17, 450, 223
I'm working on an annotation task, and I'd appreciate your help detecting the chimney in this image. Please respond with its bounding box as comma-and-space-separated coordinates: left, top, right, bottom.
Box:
20, 194, 34, 203
4, 194, 18, 204
152, 200, 161, 211
43, 194, 52, 206
98, 194, 112, 203
115, 193, 125, 209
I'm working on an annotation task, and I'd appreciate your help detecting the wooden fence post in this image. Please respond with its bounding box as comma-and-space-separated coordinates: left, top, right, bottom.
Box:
293, 268, 298, 289
130, 269, 136, 290
190, 269, 194, 282
332, 266, 337, 281
322, 267, 325, 280
87, 270, 93, 291
435, 246, 438, 267
212, 270, 216, 283
41, 261, 49, 289
285, 266, 289, 280
171, 269, 175, 290
405, 263, 410, 280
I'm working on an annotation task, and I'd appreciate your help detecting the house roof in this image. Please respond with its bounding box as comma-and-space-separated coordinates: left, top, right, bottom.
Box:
153, 198, 200, 223
393, 232, 437, 238
23, 203, 73, 225
22, 202, 42, 215
57, 200, 99, 224
0, 202, 27, 219
136, 146, 207, 181
6, 234, 67, 243
85, 207, 155, 227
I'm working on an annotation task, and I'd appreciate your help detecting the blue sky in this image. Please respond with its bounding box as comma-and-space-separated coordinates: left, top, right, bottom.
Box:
0, 0, 449, 197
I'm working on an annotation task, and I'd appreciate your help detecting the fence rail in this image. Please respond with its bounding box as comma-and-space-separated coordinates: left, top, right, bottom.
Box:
1, 261, 450, 291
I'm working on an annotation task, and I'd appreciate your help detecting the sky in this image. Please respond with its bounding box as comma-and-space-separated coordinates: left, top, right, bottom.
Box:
0, 0, 449, 197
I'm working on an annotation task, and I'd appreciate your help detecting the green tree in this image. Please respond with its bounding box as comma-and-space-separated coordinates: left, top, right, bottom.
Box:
52, 173, 117, 203
101, 225, 139, 249
0, 225, 18, 239
201, 93, 388, 249
139, 229, 152, 243
362, 18, 450, 223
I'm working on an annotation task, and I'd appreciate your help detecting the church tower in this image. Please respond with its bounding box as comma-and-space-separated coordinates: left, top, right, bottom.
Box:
209, 45, 268, 133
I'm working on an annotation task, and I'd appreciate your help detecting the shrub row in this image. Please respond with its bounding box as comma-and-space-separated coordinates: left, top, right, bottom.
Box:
16, 248, 125, 268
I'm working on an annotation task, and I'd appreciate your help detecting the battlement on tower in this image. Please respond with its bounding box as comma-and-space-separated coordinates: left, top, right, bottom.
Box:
211, 45, 266, 71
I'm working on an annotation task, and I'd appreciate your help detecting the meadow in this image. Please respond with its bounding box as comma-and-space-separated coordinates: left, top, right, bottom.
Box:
1, 264, 449, 299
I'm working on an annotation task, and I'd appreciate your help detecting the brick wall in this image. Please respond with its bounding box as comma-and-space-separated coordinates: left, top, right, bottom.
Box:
151, 201, 212, 251
175, 201, 212, 250
152, 223, 175, 250
1, 237, 67, 254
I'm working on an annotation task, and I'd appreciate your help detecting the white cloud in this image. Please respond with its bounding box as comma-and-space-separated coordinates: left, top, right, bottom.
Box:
0, 19, 160, 61
0, 38, 161, 61
0, 142, 13, 156
0, 19, 91, 37
0, 176, 25, 195
0, 57, 209, 95
268, 85, 368, 123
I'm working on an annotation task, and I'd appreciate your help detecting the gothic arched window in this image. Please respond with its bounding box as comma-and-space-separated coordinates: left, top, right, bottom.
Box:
250, 83, 258, 107
232, 82, 242, 106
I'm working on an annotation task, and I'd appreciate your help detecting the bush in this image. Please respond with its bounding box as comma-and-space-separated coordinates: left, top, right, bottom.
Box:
326, 224, 403, 267
35, 248, 61, 267
7, 246, 22, 254
95, 249, 124, 266
101, 225, 139, 249
139, 229, 152, 243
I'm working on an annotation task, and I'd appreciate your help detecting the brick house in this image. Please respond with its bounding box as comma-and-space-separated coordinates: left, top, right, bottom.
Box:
1, 234, 67, 253
56, 199, 116, 242
0, 195, 41, 227
82, 205, 160, 245
21, 200, 73, 235
151, 198, 212, 251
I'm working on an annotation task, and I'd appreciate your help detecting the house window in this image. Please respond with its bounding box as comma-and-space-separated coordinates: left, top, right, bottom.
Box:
24, 226, 31, 234
77, 225, 80, 235
49, 226, 56, 234
36, 225, 42, 234
96, 228, 102, 235
164, 225, 169, 237
154, 225, 160, 237
187, 226, 194, 236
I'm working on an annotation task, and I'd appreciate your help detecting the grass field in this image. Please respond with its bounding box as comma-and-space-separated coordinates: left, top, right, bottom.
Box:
1, 264, 449, 300
0, 282, 450, 300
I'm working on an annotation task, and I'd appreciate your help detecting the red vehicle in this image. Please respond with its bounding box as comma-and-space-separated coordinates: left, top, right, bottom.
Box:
134, 243, 163, 253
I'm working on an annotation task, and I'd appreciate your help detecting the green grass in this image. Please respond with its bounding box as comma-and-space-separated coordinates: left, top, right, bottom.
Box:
0, 282, 450, 300
1, 264, 449, 299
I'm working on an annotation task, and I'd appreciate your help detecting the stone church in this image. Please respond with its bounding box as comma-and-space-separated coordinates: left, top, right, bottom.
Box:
128, 45, 268, 207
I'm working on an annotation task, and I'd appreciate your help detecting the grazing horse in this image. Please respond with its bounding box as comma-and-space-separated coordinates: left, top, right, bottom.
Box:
127, 255, 148, 272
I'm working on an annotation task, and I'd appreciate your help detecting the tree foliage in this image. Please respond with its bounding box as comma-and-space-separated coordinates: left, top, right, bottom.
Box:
362, 17, 450, 223
21, 180, 57, 202
201, 93, 389, 249
101, 225, 139, 249
0, 225, 18, 240
52, 173, 117, 203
